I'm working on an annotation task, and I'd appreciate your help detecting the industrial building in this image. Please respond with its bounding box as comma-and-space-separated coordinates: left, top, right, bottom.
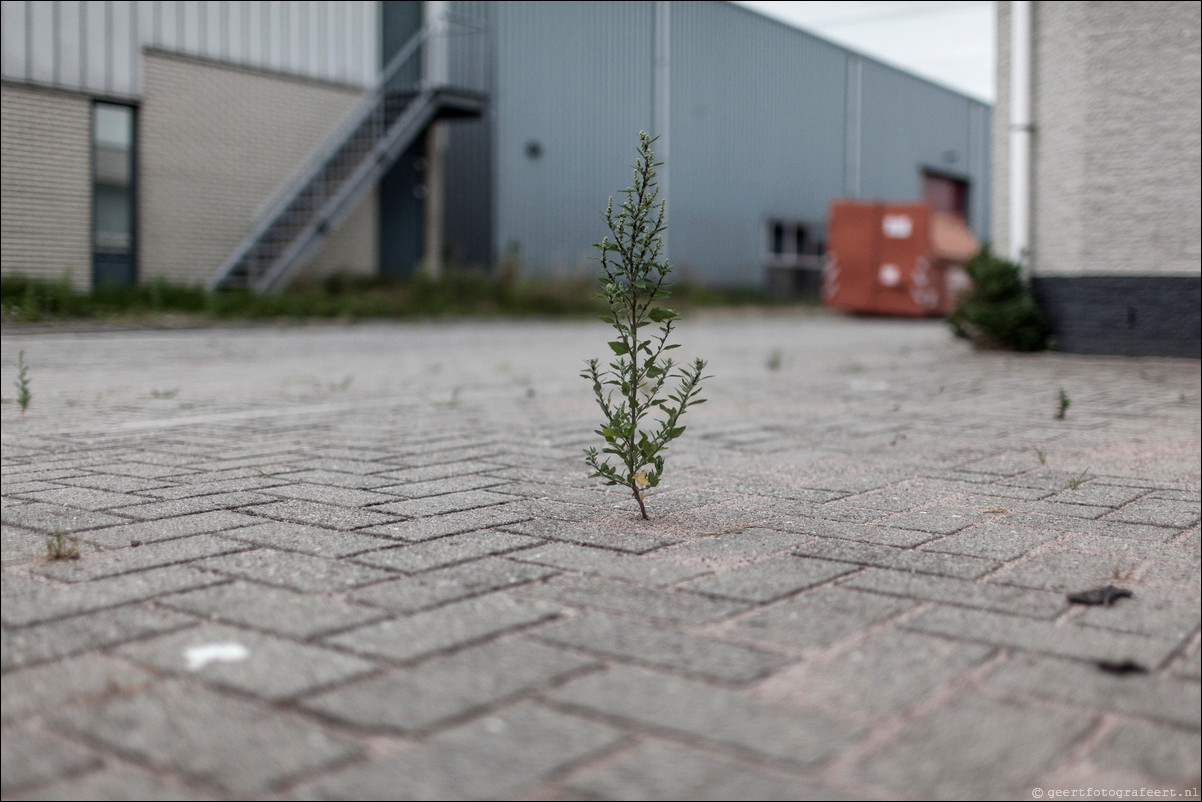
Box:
1, 1, 991, 295
994, 1, 1201, 358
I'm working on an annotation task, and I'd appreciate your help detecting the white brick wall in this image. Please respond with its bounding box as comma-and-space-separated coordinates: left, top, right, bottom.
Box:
139, 50, 377, 288
0, 82, 93, 290
995, 1, 1202, 278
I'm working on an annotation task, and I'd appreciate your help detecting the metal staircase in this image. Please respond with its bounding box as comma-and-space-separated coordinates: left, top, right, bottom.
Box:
210, 23, 486, 292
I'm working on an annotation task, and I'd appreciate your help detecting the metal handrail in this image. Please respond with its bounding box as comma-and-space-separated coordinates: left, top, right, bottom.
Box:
210, 14, 487, 290
211, 24, 433, 289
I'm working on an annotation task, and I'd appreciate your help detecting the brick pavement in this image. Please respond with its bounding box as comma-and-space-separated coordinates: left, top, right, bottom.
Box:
2, 313, 1199, 800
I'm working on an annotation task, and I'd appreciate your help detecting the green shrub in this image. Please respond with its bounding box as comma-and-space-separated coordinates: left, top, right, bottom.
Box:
949, 246, 1051, 352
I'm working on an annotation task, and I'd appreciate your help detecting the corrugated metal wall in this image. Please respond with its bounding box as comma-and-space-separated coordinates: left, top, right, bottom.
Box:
858, 59, 990, 236
0, 1, 379, 99
669, 1, 850, 285
480, 0, 991, 287
492, 1, 655, 276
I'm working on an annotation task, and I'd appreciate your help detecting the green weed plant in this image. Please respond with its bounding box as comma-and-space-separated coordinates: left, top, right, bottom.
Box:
583, 133, 708, 520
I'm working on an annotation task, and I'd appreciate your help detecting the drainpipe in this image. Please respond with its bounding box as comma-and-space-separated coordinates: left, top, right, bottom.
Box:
1009, 0, 1032, 276
423, 0, 449, 281
653, 0, 671, 261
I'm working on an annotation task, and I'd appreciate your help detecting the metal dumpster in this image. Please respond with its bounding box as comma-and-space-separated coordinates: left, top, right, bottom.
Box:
822, 200, 977, 317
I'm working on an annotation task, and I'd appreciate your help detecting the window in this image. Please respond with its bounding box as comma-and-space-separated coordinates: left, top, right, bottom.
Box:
765, 219, 822, 268
92, 103, 136, 287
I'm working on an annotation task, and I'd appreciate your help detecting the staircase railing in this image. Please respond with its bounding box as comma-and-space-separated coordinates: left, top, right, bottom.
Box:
210, 17, 486, 291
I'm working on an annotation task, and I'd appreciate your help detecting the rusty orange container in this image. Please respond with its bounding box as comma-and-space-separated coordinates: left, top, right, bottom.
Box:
822, 200, 977, 317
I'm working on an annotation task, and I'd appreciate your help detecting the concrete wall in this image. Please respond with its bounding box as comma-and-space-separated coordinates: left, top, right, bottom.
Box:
139, 50, 377, 288
0, 81, 93, 289
995, 1, 1201, 357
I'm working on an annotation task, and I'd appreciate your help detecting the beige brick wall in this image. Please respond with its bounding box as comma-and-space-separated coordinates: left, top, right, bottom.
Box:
0, 82, 93, 290
995, 1, 1201, 278
139, 50, 377, 288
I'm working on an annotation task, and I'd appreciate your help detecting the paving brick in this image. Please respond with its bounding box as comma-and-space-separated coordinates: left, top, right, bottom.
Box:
518, 574, 749, 624
32, 534, 252, 582
876, 507, 987, 537
791, 538, 999, 579
353, 529, 542, 573
302, 636, 597, 732
510, 541, 709, 586
312, 702, 621, 800
78, 510, 262, 548
242, 499, 401, 530
133, 475, 291, 500
662, 527, 812, 565
219, 520, 395, 558
727, 585, 914, 653
10, 766, 214, 801
1, 502, 129, 533
54, 473, 172, 493
347, 556, 557, 613
989, 549, 1138, 593
323, 592, 563, 662
160, 580, 385, 639
194, 548, 394, 593
2, 565, 226, 627
905, 605, 1181, 667
1107, 498, 1200, 529
111, 492, 279, 520
1072, 585, 1201, 639
500, 517, 673, 553
772, 630, 994, 717
275, 469, 398, 489
1, 729, 101, 794
771, 516, 937, 547
369, 489, 517, 518
1, 605, 195, 671
1090, 720, 1202, 783
381, 474, 512, 498
841, 568, 1068, 618
986, 653, 1202, 728
361, 504, 533, 541
0, 655, 158, 724
255, 483, 402, 507
117, 624, 375, 701
681, 556, 855, 603
50, 683, 358, 794
566, 740, 834, 801
1050, 484, 1151, 508
547, 665, 860, 765
828, 487, 944, 513
533, 613, 790, 682
922, 520, 1068, 561
23, 485, 155, 510
1175, 644, 1201, 681
372, 460, 508, 483
854, 695, 1093, 799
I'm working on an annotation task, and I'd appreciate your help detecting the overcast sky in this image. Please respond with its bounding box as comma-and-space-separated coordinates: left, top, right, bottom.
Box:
731, 1, 996, 103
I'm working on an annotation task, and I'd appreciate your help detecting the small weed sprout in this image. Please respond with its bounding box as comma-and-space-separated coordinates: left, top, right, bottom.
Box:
15, 350, 31, 414
1056, 388, 1071, 420
765, 349, 783, 371
583, 132, 708, 520
1066, 467, 1090, 490
46, 532, 79, 560
1035, 447, 1047, 465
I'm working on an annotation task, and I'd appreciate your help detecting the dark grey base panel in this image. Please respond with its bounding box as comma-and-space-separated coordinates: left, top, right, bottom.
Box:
1031, 275, 1201, 359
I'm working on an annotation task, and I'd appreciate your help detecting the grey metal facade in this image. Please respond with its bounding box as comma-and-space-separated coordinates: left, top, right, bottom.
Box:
437, 0, 992, 287
0, 1, 379, 98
